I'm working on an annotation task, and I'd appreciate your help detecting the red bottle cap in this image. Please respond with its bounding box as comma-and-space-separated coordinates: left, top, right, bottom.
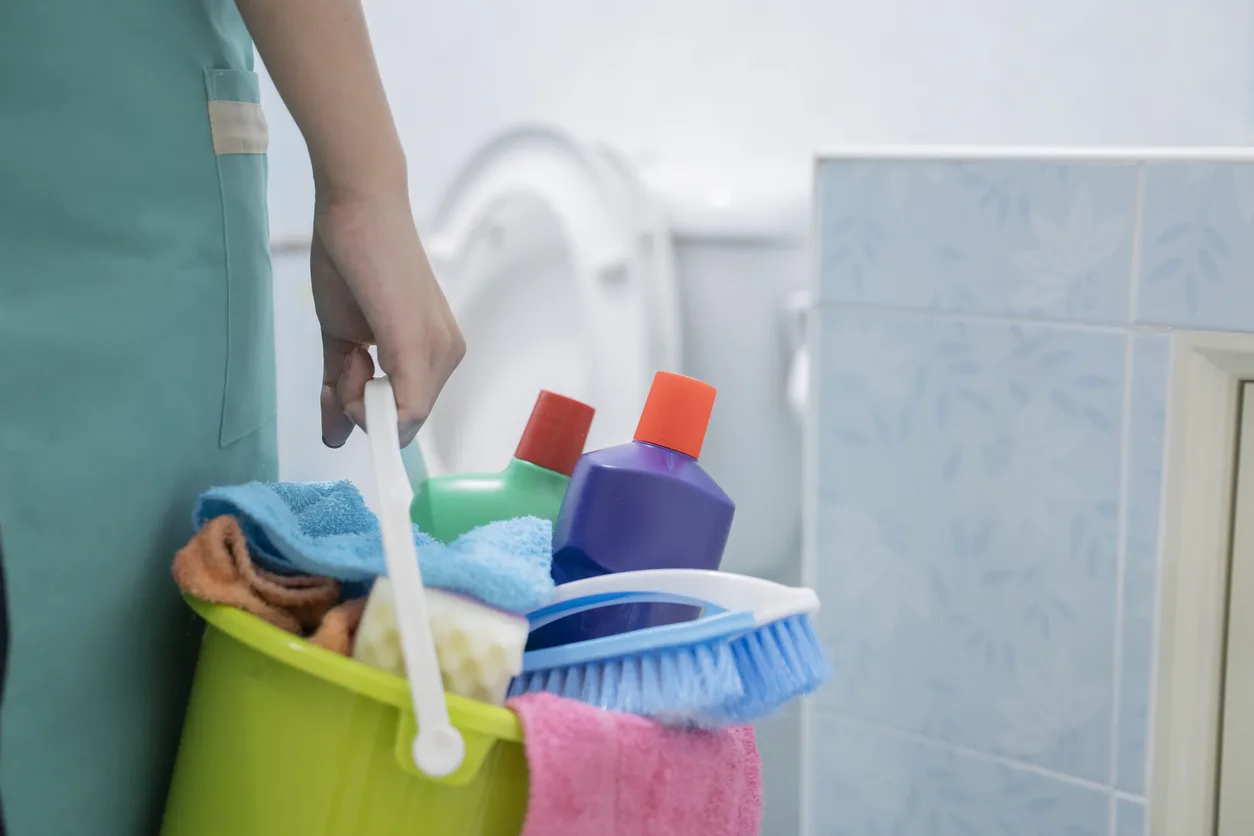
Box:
633, 371, 717, 460
514, 390, 596, 477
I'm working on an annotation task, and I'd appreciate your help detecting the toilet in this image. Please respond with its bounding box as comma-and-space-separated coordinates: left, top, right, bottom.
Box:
417, 126, 810, 584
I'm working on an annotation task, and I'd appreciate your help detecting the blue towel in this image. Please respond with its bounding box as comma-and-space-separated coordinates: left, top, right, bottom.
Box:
193, 481, 555, 613
421, 518, 555, 615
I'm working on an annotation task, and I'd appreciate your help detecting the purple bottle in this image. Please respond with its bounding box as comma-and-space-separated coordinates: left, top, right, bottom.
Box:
528, 371, 735, 649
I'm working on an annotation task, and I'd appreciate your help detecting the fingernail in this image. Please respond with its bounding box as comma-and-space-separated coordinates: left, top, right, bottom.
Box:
322, 434, 346, 450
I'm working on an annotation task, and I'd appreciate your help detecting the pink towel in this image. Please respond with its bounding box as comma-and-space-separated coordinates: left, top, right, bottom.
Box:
506, 692, 762, 836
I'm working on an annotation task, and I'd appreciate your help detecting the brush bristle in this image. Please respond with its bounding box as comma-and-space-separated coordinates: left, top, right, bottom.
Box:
508, 639, 743, 719
701, 615, 831, 726
509, 614, 831, 727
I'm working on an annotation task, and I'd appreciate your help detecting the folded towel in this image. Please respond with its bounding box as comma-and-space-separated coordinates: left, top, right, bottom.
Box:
194, 481, 416, 582
194, 481, 555, 613
423, 517, 554, 614
506, 693, 762, 836
173, 515, 369, 657
172, 515, 341, 634
308, 596, 368, 655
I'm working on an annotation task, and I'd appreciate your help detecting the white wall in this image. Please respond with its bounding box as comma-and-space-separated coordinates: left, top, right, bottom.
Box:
265, 0, 1254, 241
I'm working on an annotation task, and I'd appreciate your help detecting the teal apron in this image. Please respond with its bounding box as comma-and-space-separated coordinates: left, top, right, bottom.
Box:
0, 1, 277, 833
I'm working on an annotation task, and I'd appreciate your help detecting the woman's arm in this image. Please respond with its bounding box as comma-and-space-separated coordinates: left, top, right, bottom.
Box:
234, 0, 405, 199
234, 0, 464, 447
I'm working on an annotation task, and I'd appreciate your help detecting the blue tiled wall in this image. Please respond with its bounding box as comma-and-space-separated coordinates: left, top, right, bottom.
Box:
810, 158, 1254, 836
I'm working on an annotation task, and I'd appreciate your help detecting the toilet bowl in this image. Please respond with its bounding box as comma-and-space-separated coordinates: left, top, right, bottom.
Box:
418, 126, 809, 584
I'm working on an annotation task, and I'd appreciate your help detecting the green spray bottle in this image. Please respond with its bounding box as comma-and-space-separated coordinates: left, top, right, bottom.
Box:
409, 390, 596, 542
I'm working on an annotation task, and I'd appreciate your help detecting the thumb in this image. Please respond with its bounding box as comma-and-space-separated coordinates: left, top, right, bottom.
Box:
382, 345, 447, 449
321, 339, 374, 448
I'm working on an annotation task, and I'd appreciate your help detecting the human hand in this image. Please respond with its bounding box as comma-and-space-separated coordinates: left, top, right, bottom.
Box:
311, 188, 465, 449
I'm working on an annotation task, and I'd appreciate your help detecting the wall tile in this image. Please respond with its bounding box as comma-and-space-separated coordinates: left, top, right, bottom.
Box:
1136, 162, 1254, 331
810, 711, 1110, 836
1115, 798, 1147, 836
1116, 334, 1170, 793
817, 160, 1138, 322
815, 310, 1124, 781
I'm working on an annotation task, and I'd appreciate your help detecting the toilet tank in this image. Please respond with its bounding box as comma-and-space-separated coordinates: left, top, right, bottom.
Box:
640, 160, 811, 586
642, 162, 812, 836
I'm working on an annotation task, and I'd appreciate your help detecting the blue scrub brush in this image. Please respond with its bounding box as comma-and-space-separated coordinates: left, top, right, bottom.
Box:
507, 569, 830, 727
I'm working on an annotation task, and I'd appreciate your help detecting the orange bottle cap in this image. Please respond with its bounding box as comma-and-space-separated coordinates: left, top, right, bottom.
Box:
514, 391, 596, 477
632, 371, 716, 460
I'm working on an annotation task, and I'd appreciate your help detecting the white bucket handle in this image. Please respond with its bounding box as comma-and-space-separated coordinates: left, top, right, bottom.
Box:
364, 377, 466, 778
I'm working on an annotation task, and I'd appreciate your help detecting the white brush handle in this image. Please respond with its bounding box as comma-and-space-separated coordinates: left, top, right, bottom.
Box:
365, 378, 465, 778
547, 568, 820, 626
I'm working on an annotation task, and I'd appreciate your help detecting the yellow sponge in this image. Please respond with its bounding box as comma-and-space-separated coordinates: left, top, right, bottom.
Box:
352, 578, 530, 706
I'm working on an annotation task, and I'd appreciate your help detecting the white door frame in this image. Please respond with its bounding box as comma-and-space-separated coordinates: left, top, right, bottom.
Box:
1217, 382, 1254, 835
1152, 330, 1254, 836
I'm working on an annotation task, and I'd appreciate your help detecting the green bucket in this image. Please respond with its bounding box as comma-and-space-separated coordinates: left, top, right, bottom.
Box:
161, 597, 529, 836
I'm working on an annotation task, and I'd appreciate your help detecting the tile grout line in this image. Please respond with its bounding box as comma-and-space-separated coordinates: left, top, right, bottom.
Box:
1109, 333, 1134, 789
1108, 165, 1148, 836
1127, 164, 1148, 330
1108, 333, 1138, 836
813, 299, 1175, 334
1110, 791, 1152, 836
1123, 164, 1156, 820
826, 711, 1119, 795
1141, 339, 1175, 809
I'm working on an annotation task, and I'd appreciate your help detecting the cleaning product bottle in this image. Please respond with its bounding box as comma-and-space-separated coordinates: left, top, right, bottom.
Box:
529, 371, 735, 649
409, 390, 595, 543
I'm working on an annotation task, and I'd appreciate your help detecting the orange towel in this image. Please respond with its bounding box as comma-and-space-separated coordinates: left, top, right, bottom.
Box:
173, 515, 342, 635
309, 596, 368, 655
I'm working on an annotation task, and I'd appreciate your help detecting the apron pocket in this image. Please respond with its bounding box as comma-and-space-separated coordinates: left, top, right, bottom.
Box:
205, 68, 277, 447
